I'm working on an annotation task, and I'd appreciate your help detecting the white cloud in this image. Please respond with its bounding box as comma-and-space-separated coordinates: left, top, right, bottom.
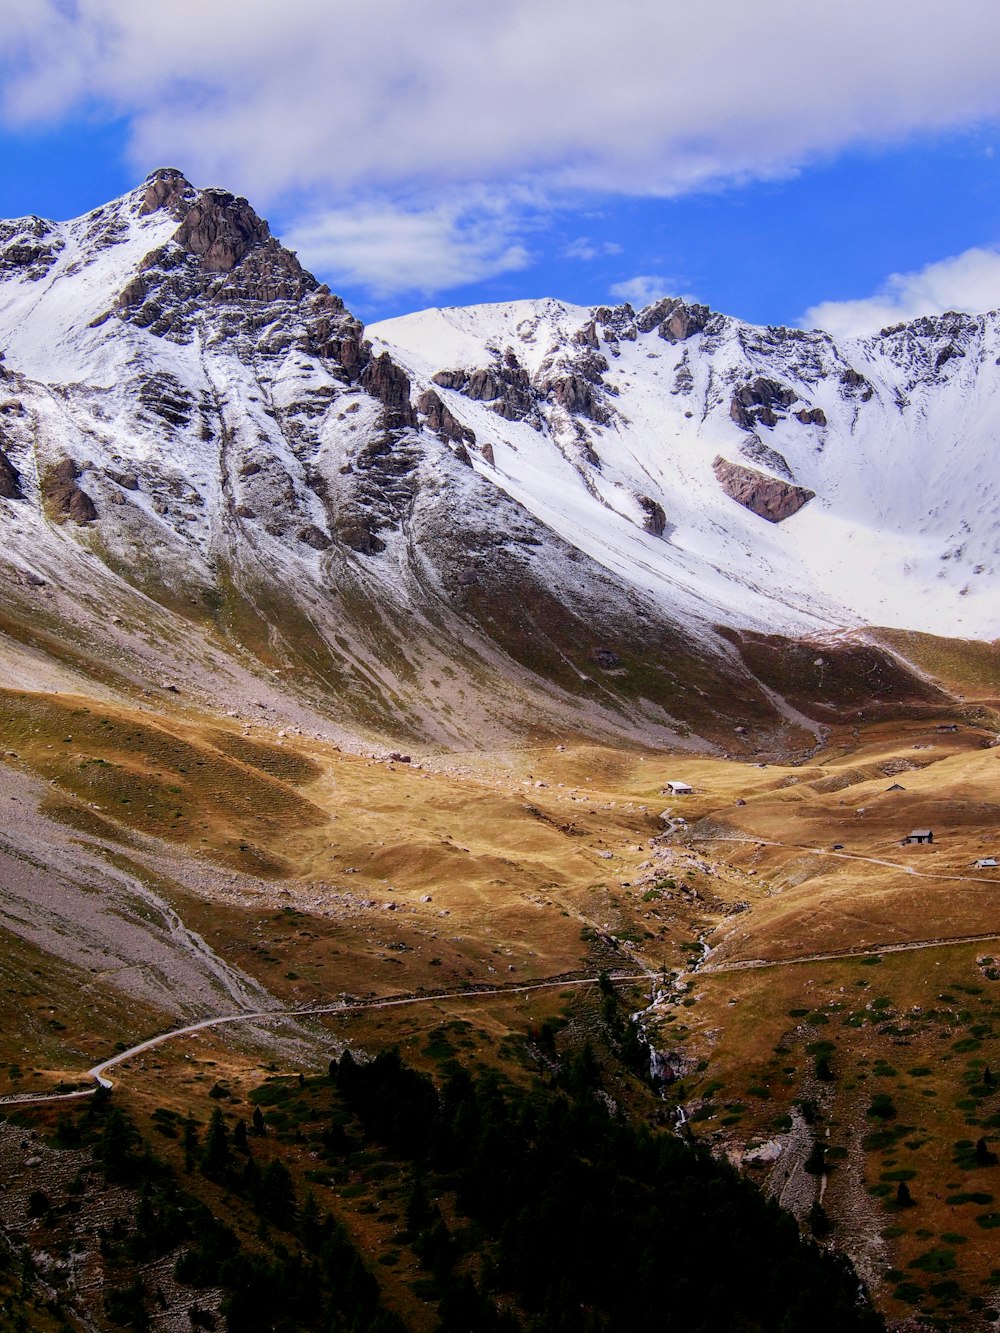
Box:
283, 195, 532, 299
3, 1, 1000, 205
803, 247, 1000, 338
7, 2, 1000, 304
563, 238, 623, 261
609, 275, 689, 307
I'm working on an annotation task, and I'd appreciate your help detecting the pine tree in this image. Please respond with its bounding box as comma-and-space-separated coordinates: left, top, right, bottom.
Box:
299, 1190, 321, 1252
98, 1109, 140, 1182
202, 1107, 230, 1179
258, 1159, 297, 1230
975, 1136, 998, 1166
183, 1115, 199, 1173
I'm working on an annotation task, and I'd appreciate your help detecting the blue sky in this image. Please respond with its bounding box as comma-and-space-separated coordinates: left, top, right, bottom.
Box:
2, 2, 1000, 335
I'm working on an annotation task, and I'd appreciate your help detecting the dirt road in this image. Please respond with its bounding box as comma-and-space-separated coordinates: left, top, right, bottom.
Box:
0, 970, 646, 1109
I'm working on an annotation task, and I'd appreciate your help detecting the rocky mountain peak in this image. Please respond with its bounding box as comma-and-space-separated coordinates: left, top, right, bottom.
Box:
173, 187, 271, 274
635, 295, 715, 342
370, 291, 1000, 643
138, 167, 282, 277
110, 173, 362, 361
139, 167, 197, 218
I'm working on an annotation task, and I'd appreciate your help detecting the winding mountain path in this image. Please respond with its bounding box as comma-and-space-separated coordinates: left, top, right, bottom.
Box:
6, 836, 997, 1110
683, 833, 1000, 975
688, 833, 1000, 885
700, 928, 1000, 976
0, 971, 645, 1110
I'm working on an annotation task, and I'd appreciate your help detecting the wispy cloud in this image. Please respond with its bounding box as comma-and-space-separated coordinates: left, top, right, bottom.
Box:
803, 246, 1000, 337
609, 275, 690, 308
284, 194, 532, 299
563, 237, 623, 261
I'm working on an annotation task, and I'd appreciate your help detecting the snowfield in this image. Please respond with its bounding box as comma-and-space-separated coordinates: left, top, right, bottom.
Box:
370, 299, 1000, 640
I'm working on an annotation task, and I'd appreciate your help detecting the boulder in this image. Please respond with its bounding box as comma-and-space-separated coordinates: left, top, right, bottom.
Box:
712, 456, 814, 523
41, 458, 97, 523
637, 495, 667, 536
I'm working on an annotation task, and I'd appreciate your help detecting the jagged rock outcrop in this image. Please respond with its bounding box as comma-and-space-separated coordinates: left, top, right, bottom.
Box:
138, 371, 195, 427
139, 167, 195, 217
544, 373, 609, 423
117, 176, 356, 354
573, 318, 600, 349
109, 171, 422, 490
795, 407, 827, 426
0, 217, 63, 282
730, 377, 799, 430
635, 297, 714, 342
433, 353, 537, 423
0, 445, 21, 499
173, 189, 270, 273
713, 456, 814, 523
138, 168, 273, 276
360, 352, 416, 428
637, 495, 667, 536
431, 369, 469, 392
594, 304, 638, 348
935, 342, 964, 370
839, 367, 874, 400
416, 389, 475, 445
41, 458, 97, 523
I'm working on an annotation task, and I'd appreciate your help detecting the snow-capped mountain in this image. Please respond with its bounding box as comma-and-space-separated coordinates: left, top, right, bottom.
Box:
0, 170, 988, 751
371, 297, 1000, 641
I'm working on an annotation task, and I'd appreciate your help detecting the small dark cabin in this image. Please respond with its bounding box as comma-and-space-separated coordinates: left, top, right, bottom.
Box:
904, 829, 933, 845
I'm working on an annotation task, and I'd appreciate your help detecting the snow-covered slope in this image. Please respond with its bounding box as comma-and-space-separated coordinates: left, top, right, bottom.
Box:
0, 171, 985, 752
370, 298, 1000, 640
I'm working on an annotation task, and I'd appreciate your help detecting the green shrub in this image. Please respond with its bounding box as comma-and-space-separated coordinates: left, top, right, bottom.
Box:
908, 1248, 956, 1273
867, 1093, 897, 1121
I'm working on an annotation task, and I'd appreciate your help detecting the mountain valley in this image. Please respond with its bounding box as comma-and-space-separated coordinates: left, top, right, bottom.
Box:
0, 170, 998, 1331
